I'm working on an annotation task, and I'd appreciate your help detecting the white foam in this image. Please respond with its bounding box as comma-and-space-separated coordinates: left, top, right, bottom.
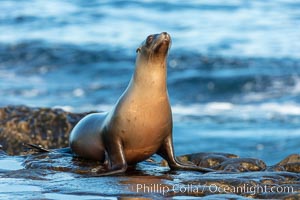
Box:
72, 88, 85, 97
53, 105, 74, 112
291, 76, 300, 94
21, 88, 41, 97
173, 102, 300, 117
172, 102, 232, 116
259, 102, 300, 115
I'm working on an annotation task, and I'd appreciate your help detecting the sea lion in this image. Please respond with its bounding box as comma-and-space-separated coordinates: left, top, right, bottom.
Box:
69, 32, 213, 175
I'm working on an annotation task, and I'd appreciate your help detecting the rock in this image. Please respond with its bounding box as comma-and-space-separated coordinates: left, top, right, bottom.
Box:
0, 105, 94, 155
216, 158, 267, 172
23, 151, 107, 175
268, 154, 300, 173
277, 154, 300, 165
13, 150, 299, 199
0, 105, 299, 199
179, 152, 238, 168
175, 153, 266, 172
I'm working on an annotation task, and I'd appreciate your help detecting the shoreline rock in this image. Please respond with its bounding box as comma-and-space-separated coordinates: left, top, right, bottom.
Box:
0, 105, 299, 199
0, 105, 94, 155
1, 150, 299, 199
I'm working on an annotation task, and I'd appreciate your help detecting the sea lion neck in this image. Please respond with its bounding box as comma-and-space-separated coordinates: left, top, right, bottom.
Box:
131, 32, 170, 92
131, 59, 168, 93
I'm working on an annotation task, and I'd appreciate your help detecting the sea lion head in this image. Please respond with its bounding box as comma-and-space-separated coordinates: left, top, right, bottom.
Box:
136, 32, 171, 66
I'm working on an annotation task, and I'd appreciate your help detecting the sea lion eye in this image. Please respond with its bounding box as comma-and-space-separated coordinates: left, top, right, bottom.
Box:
146, 35, 153, 45
136, 48, 141, 53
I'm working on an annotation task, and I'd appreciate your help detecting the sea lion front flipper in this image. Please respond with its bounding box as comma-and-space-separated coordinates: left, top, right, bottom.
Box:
157, 135, 215, 173
96, 138, 128, 176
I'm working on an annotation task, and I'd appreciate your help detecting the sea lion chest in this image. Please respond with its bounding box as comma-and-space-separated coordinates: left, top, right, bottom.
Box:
104, 90, 172, 164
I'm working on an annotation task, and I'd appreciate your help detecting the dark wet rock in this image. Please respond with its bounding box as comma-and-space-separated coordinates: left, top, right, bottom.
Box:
0, 149, 299, 199
216, 158, 266, 172
276, 154, 300, 173
175, 153, 266, 172
178, 152, 238, 169
0, 105, 299, 199
0, 105, 94, 155
21, 151, 300, 198
23, 151, 109, 175
277, 154, 300, 166
268, 154, 300, 173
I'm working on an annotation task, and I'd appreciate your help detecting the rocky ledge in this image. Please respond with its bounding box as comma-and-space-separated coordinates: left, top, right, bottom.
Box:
0, 105, 299, 199
0, 105, 93, 155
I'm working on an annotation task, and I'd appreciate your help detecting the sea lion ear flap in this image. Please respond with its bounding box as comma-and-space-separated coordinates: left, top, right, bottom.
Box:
136, 47, 141, 53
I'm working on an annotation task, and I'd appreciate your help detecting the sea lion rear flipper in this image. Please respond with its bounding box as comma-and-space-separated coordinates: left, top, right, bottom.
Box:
23, 143, 50, 153
23, 144, 72, 154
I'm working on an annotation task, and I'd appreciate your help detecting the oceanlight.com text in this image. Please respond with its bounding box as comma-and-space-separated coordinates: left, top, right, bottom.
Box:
133, 183, 294, 196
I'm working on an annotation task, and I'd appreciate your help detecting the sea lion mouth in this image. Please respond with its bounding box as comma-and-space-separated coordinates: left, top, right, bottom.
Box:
152, 32, 171, 53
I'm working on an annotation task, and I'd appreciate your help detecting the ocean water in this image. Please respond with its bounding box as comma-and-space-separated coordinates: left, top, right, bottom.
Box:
0, 0, 300, 165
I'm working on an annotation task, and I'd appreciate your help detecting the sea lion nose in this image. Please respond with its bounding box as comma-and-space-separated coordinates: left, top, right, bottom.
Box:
161, 32, 170, 40
161, 32, 169, 37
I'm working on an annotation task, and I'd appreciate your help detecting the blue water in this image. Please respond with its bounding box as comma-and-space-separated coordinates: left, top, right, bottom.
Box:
0, 0, 300, 164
